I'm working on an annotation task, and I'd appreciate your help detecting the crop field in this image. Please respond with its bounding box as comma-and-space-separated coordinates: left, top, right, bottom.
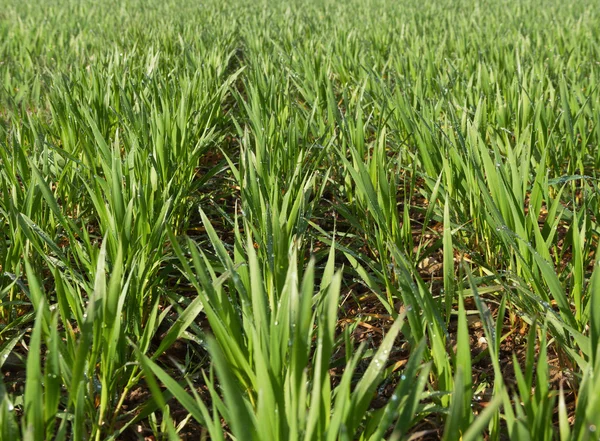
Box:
1, 0, 600, 439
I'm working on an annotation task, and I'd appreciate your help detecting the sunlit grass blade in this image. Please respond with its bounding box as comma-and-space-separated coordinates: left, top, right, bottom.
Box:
23, 303, 44, 441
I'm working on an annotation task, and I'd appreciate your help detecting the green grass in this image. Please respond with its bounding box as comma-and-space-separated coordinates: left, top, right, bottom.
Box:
1, 0, 599, 439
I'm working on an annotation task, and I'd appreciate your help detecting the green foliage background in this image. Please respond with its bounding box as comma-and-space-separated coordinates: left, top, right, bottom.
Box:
1, 0, 599, 439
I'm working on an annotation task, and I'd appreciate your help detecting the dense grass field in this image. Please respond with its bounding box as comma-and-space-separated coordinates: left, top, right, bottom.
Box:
1, 0, 600, 439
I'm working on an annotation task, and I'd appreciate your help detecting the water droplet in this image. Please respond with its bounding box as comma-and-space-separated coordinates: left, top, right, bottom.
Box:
400, 375, 406, 380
